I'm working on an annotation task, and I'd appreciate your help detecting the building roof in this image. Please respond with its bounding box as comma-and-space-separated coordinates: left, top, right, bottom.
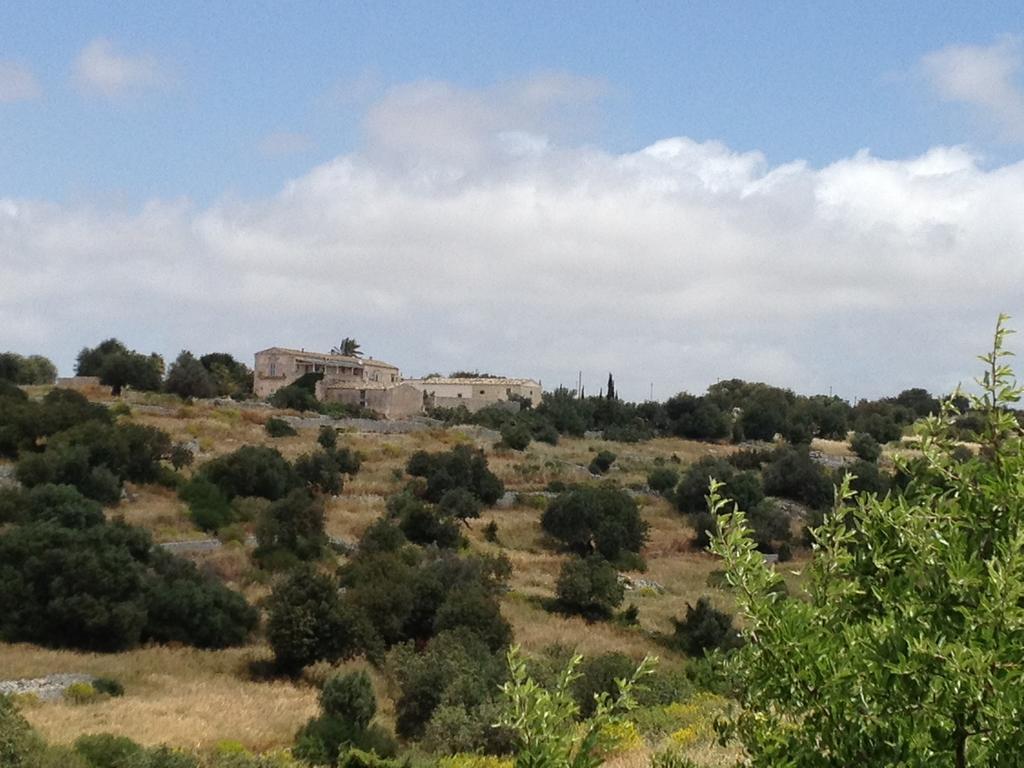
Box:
255, 347, 400, 370
406, 377, 540, 387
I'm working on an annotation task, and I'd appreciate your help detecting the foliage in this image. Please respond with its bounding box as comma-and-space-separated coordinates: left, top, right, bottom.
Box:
199, 446, 299, 501
254, 489, 328, 566
1, 694, 45, 768
76, 339, 163, 395
406, 445, 504, 505
387, 629, 508, 743
646, 466, 679, 496
200, 353, 253, 397
587, 450, 616, 475
554, 556, 624, 619
293, 670, 397, 766
849, 431, 881, 462
671, 597, 741, 656
541, 485, 648, 562
178, 478, 234, 531
16, 420, 171, 502
164, 351, 216, 400
500, 421, 532, 451
269, 385, 320, 412
294, 449, 344, 495
0, 352, 57, 384
760, 444, 833, 509
709, 316, 1024, 765
496, 646, 654, 768
675, 457, 764, 516
265, 418, 297, 438
387, 492, 462, 549
0, 519, 256, 651
265, 565, 367, 673
92, 677, 124, 697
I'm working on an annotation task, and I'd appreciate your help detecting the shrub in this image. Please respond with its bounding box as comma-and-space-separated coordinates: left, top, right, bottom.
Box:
269, 385, 320, 411
317, 426, 337, 451
483, 520, 499, 543
541, 485, 648, 562
647, 467, 679, 496
388, 492, 462, 549
1, 694, 45, 767
706, 322, 1024, 764
571, 652, 638, 717
761, 445, 833, 509
497, 647, 654, 768
321, 672, 376, 729
555, 556, 624, 619
0, 520, 256, 652
254, 489, 328, 566
388, 630, 507, 741
406, 445, 504, 505
293, 450, 344, 495
73, 733, 144, 767
265, 418, 297, 438
178, 478, 234, 532
64, 682, 98, 704
200, 446, 299, 501
727, 447, 772, 470
672, 597, 741, 656
165, 351, 215, 400
849, 432, 881, 462
266, 565, 365, 672
168, 444, 194, 471
438, 487, 482, 525
92, 677, 124, 697
676, 457, 763, 516
587, 450, 616, 475
500, 422, 532, 451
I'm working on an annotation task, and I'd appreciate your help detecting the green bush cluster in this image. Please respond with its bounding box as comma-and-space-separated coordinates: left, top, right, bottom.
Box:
0, 351, 57, 385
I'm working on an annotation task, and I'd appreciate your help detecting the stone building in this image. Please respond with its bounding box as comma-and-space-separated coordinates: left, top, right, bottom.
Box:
253, 347, 401, 399
405, 376, 543, 412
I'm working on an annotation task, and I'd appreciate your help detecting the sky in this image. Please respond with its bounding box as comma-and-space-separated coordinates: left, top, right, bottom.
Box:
2, 2, 1024, 401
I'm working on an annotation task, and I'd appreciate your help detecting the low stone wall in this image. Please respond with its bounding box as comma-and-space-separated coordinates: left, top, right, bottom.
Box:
0, 674, 96, 702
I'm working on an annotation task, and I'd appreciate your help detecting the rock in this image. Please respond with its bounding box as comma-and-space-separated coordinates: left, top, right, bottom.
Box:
0, 674, 96, 702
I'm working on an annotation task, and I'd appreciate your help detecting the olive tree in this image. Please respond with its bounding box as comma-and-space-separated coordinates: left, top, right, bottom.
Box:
710, 316, 1024, 766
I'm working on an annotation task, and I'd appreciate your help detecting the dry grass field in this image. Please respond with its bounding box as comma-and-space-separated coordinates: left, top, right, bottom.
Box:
1, 396, 827, 765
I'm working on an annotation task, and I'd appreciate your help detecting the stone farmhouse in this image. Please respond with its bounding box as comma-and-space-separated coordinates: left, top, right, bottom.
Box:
404, 376, 542, 412
253, 346, 541, 418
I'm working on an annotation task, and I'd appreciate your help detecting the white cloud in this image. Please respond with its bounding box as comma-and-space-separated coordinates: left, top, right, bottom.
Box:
72, 37, 167, 97
922, 36, 1024, 140
3, 74, 1023, 401
0, 60, 41, 102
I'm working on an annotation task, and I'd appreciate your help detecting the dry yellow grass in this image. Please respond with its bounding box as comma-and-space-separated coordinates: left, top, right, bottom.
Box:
0, 644, 317, 751
115, 485, 201, 542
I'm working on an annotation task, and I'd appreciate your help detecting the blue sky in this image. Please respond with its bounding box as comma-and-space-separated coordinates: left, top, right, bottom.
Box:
2, 3, 1024, 400
3, 2, 1022, 203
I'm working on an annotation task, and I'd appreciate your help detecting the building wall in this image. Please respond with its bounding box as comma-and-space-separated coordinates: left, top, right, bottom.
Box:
321, 383, 424, 419
406, 379, 542, 407
253, 348, 400, 399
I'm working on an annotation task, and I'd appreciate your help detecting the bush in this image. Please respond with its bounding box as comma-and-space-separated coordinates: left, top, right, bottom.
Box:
165, 351, 215, 400
73, 733, 144, 767
64, 682, 98, 704
76, 339, 163, 395
571, 652, 637, 717
676, 457, 763, 516
269, 385, 319, 412
587, 450, 616, 475
199, 446, 299, 501
321, 672, 376, 729
265, 418, 297, 438
294, 450, 344, 495
555, 556, 624, 619
266, 565, 365, 673
672, 597, 741, 656
761, 445, 833, 509
500, 422, 531, 451
483, 520, 499, 543
0, 520, 256, 652
388, 492, 462, 549
541, 485, 649, 563
1, 694, 45, 767
406, 445, 504, 505
647, 467, 679, 496
0, 352, 57, 385
254, 490, 328, 566
849, 432, 881, 462
92, 677, 124, 697
317, 426, 337, 451
387, 630, 508, 741
178, 478, 234, 532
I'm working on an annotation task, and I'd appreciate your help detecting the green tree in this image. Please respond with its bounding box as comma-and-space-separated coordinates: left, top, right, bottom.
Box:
849, 431, 882, 462
555, 556, 624, 619
709, 316, 1024, 766
164, 351, 215, 400
541, 485, 648, 562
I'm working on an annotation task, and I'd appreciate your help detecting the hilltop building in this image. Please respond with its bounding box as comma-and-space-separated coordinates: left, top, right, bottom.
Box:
254, 346, 541, 418
405, 376, 542, 412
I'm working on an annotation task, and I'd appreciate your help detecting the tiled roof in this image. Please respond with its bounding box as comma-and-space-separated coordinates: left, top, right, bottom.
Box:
255, 347, 399, 370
